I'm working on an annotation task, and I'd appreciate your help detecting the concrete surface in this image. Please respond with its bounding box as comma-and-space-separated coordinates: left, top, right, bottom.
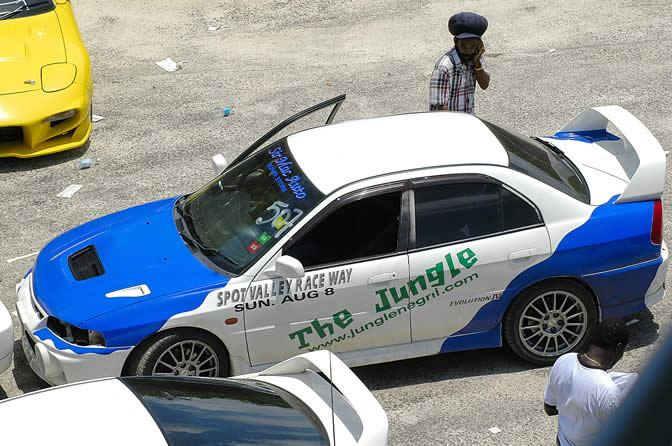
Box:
1, 0, 671, 444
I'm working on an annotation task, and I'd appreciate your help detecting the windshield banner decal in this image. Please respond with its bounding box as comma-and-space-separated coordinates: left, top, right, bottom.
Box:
268, 146, 308, 199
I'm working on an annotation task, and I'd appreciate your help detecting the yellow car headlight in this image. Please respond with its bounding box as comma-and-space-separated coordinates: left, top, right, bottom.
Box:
41, 63, 77, 93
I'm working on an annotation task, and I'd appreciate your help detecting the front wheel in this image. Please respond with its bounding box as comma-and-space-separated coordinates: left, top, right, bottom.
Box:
503, 281, 597, 365
126, 330, 229, 377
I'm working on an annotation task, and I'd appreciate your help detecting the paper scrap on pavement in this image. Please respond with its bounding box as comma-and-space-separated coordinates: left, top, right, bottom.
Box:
208, 25, 221, 31
156, 57, 181, 72
57, 184, 83, 198
92, 114, 105, 122
6, 251, 39, 263
488, 427, 502, 434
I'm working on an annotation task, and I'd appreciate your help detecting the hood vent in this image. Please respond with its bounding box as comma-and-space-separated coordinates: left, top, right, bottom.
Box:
68, 245, 105, 281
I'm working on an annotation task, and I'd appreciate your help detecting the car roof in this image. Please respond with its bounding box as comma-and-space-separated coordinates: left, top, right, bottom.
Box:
0, 378, 168, 444
288, 111, 509, 194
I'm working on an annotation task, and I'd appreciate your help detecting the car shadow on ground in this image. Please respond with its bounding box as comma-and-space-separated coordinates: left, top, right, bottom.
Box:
0, 140, 91, 174
623, 309, 659, 351
352, 345, 540, 392
352, 309, 659, 392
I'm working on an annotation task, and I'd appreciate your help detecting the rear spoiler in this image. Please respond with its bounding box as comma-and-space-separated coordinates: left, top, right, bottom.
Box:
556, 106, 666, 204
256, 351, 388, 445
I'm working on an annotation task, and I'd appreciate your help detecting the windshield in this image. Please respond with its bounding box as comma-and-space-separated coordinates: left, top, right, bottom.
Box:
481, 120, 590, 203
180, 138, 325, 275
0, 0, 54, 20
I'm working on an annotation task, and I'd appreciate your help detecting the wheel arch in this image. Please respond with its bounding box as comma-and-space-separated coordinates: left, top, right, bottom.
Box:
122, 326, 231, 376
502, 276, 602, 340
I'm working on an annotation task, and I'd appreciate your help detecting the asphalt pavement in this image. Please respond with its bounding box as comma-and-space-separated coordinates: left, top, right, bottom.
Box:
1, 1, 671, 444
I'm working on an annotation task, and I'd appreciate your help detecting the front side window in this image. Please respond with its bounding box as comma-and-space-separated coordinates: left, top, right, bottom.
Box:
285, 190, 402, 269
481, 120, 589, 203
413, 181, 541, 248
179, 139, 324, 275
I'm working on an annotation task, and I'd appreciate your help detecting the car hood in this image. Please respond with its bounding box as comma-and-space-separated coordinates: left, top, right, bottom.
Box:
0, 10, 65, 95
32, 197, 228, 326
542, 137, 629, 205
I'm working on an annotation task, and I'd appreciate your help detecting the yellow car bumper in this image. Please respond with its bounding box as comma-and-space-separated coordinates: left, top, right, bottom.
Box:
0, 83, 92, 159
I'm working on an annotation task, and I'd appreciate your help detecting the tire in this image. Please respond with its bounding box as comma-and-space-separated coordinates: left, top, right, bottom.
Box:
503, 280, 598, 365
126, 329, 229, 377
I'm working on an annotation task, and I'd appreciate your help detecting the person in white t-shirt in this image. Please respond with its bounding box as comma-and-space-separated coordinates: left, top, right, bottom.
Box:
544, 319, 632, 446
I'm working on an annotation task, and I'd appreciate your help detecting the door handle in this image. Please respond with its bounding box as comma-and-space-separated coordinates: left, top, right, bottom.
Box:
368, 272, 398, 284
509, 249, 534, 260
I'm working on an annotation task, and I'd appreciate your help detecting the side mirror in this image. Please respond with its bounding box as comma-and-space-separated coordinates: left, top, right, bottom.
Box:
266, 255, 304, 279
54, 0, 68, 4
211, 154, 228, 176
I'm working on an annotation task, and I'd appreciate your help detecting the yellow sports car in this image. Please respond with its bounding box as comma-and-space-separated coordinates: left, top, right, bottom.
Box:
0, 0, 92, 158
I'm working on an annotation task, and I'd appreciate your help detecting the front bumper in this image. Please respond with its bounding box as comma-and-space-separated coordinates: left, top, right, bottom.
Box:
16, 273, 130, 386
0, 84, 92, 158
0, 300, 13, 374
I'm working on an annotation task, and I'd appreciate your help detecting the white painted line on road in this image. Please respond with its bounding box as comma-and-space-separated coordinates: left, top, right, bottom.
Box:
6, 251, 39, 263
92, 114, 105, 122
488, 427, 502, 434
626, 319, 639, 326
57, 184, 83, 198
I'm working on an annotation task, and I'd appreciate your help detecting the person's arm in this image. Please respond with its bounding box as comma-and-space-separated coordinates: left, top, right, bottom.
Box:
429, 65, 452, 111
544, 371, 558, 416
544, 402, 559, 416
473, 40, 490, 90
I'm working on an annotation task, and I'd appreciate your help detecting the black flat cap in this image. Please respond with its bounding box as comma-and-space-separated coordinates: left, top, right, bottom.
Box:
449, 12, 488, 38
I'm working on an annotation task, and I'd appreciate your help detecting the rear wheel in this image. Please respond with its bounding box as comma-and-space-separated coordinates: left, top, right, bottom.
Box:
503, 281, 597, 365
127, 330, 229, 377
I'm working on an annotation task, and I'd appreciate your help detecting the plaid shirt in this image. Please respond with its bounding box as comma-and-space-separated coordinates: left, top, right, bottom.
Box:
429, 47, 486, 114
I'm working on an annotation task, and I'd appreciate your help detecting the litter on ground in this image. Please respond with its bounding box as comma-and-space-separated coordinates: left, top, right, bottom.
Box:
156, 57, 181, 72
57, 184, 83, 198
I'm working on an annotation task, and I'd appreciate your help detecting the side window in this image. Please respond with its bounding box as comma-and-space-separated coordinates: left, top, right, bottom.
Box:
285, 191, 402, 269
414, 183, 499, 248
502, 187, 541, 230
413, 182, 540, 248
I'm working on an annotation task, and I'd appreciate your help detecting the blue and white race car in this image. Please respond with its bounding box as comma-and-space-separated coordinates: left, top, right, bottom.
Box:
16, 96, 668, 385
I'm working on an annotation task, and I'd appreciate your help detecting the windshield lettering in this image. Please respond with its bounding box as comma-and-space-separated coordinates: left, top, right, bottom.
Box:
268, 146, 307, 199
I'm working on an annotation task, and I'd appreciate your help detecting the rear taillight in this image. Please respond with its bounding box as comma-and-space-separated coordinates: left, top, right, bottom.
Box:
651, 200, 663, 244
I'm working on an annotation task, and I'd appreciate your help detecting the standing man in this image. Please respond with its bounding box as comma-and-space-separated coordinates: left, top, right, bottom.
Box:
429, 12, 490, 114
544, 319, 636, 446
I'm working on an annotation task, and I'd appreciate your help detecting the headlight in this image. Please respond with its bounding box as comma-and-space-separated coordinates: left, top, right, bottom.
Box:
47, 317, 106, 347
43, 109, 76, 123
41, 63, 77, 92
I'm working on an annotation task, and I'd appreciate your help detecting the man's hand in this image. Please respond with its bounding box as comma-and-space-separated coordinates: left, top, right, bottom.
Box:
473, 39, 486, 67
